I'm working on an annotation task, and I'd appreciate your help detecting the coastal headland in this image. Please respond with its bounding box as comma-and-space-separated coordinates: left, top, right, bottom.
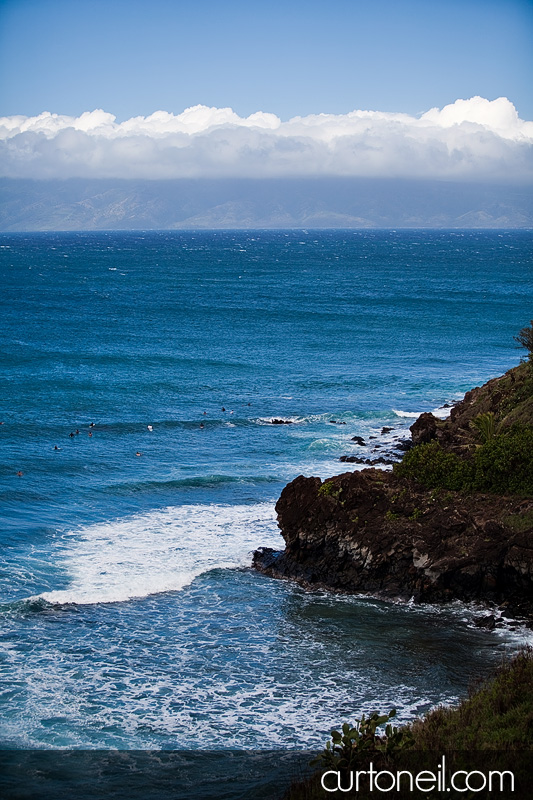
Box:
254, 362, 533, 622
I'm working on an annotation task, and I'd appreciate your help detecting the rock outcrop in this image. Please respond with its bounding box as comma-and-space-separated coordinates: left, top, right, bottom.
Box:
254, 364, 533, 620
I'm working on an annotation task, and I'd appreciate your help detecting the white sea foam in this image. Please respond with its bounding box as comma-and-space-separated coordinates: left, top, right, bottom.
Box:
392, 409, 422, 418
393, 405, 451, 420
36, 503, 281, 606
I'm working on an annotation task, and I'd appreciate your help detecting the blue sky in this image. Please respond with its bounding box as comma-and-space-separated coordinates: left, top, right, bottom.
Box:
1, 0, 532, 121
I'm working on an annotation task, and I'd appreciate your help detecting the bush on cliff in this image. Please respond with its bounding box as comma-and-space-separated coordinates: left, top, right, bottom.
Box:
394, 441, 470, 491
395, 425, 533, 496
473, 425, 533, 495
514, 320, 533, 368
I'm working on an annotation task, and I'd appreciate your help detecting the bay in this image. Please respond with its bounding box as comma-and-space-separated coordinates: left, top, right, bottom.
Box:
0, 228, 532, 750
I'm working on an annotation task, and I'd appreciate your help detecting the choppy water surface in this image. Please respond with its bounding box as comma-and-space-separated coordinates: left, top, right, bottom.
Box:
1, 229, 532, 749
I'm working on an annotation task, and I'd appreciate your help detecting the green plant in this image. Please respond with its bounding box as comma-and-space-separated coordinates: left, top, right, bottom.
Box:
384, 510, 398, 521
409, 507, 423, 520
473, 425, 533, 495
471, 411, 496, 443
311, 710, 413, 773
394, 441, 472, 491
394, 426, 533, 496
318, 481, 343, 500
503, 511, 533, 533
514, 320, 533, 367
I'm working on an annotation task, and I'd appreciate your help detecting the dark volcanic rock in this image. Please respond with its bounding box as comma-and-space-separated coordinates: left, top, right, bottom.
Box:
410, 412, 439, 445
351, 436, 366, 446
253, 469, 533, 618
475, 614, 497, 630
253, 363, 533, 620
339, 455, 395, 465
393, 438, 412, 452
270, 418, 293, 425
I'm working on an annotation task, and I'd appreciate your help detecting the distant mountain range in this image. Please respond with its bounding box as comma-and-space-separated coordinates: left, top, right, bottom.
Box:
1, 177, 531, 230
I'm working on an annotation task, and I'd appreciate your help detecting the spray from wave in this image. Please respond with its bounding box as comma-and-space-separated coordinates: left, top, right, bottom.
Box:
35, 503, 280, 605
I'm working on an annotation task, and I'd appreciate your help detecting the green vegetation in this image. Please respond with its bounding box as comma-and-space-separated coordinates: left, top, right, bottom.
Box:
318, 481, 343, 499
285, 652, 533, 799
394, 441, 471, 492
394, 425, 533, 496
394, 342, 533, 496
472, 425, 533, 495
409, 650, 533, 750
311, 711, 413, 773
514, 320, 533, 368
471, 411, 496, 443
503, 511, 533, 533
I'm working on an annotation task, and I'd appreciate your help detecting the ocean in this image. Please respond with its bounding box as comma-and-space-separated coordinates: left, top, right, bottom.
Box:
1, 229, 532, 763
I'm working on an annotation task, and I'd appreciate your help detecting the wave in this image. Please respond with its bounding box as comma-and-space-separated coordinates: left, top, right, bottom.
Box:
105, 474, 280, 495
254, 410, 404, 426
392, 409, 421, 418
32, 502, 281, 606
392, 405, 451, 420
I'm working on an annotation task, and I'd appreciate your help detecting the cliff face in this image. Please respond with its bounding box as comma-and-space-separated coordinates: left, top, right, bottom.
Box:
410, 362, 533, 454
254, 364, 533, 619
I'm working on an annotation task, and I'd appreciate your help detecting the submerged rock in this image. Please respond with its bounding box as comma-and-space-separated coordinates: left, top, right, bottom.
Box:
339, 455, 394, 465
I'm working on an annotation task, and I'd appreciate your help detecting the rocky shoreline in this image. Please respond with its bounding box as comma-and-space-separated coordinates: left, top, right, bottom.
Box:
254, 364, 533, 623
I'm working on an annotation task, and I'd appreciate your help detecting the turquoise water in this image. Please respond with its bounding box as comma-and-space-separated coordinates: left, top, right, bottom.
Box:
1, 228, 532, 750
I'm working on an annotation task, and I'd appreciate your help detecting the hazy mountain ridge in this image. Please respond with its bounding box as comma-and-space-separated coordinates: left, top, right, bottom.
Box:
1, 177, 531, 230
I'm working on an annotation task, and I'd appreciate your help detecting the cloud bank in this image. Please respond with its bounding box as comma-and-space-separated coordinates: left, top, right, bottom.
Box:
1, 97, 532, 182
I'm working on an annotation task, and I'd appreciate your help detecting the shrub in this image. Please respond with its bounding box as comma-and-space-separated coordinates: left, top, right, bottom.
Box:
514, 320, 533, 367
473, 425, 533, 495
471, 411, 496, 443
395, 427, 533, 496
394, 442, 472, 491
318, 481, 342, 499
311, 710, 413, 774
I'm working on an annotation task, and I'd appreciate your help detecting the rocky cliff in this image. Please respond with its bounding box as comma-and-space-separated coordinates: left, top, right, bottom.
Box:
254, 363, 533, 620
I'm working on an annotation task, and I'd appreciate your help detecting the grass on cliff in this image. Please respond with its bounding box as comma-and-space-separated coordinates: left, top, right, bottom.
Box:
467, 361, 533, 429
394, 359, 533, 496
408, 649, 533, 750
285, 650, 533, 799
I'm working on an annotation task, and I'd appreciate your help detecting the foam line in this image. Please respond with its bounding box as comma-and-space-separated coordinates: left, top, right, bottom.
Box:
35, 503, 280, 606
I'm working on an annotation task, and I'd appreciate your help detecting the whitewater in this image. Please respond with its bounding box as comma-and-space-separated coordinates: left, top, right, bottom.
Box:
1, 228, 532, 753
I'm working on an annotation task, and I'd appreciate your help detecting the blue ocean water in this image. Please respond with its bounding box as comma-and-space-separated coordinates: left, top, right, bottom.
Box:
0, 228, 532, 751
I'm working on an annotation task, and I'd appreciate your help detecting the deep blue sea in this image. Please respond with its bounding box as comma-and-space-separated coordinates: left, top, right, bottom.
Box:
1, 229, 532, 754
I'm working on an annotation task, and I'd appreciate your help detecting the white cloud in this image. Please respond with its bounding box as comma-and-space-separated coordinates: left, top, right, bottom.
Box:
0, 97, 531, 181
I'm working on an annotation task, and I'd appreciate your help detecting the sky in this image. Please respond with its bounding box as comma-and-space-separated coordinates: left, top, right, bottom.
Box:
0, 0, 532, 183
